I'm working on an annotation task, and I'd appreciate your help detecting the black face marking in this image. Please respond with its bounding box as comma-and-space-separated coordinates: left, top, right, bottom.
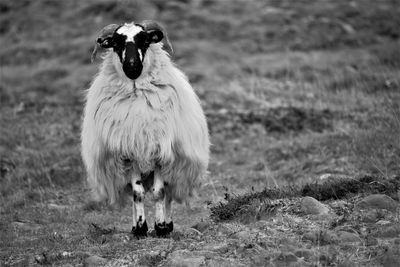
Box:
122, 42, 143, 80
135, 181, 142, 185
110, 29, 151, 80
113, 33, 127, 61
134, 31, 149, 50
133, 192, 142, 202
103, 24, 164, 80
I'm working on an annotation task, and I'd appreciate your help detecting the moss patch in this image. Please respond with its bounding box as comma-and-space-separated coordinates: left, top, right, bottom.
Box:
210, 175, 400, 222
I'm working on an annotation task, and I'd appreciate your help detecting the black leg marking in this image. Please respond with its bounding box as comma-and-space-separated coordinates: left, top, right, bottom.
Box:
133, 192, 142, 202
131, 220, 148, 238
155, 221, 174, 237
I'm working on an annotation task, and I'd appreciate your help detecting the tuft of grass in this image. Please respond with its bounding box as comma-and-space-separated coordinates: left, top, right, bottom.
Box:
210, 175, 400, 222
372, 43, 400, 68
325, 71, 400, 94
207, 106, 335, 137
300, 175, 400, 201
351, 99, 400, 176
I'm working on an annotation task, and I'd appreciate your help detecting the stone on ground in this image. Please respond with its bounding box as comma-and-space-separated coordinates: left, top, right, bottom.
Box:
85, 255, 108, 266
355, 194, 398, 212
301, 196, 330, 215
336, 231, 361, 243
165, 250, 206, 267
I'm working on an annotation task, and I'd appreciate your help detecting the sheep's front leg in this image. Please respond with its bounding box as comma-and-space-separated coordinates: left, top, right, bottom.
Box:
131, 174, 148, 237
153, 173, 173, 237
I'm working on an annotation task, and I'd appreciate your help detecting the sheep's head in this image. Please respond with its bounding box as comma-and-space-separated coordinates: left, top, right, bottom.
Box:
91, 21, 171, 80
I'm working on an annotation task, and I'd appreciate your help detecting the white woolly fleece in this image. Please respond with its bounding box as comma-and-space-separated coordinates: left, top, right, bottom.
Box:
81, 43, 210, 204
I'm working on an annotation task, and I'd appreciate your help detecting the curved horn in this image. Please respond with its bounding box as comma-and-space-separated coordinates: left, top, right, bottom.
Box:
91, 24, 121, 63
140, 20, 173, 54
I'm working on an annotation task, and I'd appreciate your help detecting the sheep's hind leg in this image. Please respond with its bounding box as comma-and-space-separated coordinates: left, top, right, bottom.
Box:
131, 174, 148, 237
153, 173, 173, 237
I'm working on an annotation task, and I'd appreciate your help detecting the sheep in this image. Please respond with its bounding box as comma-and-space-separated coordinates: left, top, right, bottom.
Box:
81, 20, 210, 237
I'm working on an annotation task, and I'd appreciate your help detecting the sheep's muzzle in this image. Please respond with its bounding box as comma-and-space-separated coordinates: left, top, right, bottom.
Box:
122, 42, 143, 80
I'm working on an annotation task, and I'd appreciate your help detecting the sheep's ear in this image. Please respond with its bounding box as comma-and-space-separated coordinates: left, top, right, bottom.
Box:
140, 20, 173, 54
91, 24, 120, 63
91, 37, 115, 63
97, 37, 115, 48
95, 24, 120, 47
147, 30, 163, 43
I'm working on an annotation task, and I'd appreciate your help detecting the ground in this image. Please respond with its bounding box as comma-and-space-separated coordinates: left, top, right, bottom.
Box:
1, 0, 400, 266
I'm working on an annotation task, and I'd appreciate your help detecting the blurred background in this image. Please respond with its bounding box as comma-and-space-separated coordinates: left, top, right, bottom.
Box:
1, 0, 400, 264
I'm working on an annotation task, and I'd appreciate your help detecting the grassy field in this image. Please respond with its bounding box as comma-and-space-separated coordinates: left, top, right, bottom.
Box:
1, 0, 400, 266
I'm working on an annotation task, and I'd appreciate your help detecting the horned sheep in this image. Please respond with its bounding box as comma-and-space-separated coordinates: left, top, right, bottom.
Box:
81, 20, 210, 237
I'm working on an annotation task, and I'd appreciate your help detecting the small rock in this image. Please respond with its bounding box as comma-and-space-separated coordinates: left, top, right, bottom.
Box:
355, 194, 398, 212
273, 252, 298, 266
337, 231, 361, 243
12, 221, 41, 231
7, 257, 29, 266
319, 173, 334, 180
203, 242, 229, 253
232, 229, 256, 240
107, 258, 135, 267
233, 230, 249, 239
147, 250, 160, 257
302, 232, 317, 243
338, 259, 357, 267
85, 255, 108, 266
252, 255, 272, 266
166, 250, 205, 267
209, 257, 246, 267
60, 251, 73, 258
48, 203, 70, 210
111, 233, 130, 243
303, 230, 338, 245
34, 254, 47, 265
340, 22, 356, 34
294, 249, 314, 261
361, 209, 379, 222
216, 224, 235, 236
319, 253, 335, 266
252, 162, 265, 171
374, 224, 400, 238
376, 220, 391, 225
301, 197, 330, 215
191, 221, 211, 233
330, 200, 348, 209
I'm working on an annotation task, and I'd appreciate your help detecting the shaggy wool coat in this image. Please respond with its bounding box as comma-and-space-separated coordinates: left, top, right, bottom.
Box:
81, 43, 210, 205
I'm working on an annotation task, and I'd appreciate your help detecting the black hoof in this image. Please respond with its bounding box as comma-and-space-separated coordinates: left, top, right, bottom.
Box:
131, 221, 148, 238
155, 221, 173, 237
